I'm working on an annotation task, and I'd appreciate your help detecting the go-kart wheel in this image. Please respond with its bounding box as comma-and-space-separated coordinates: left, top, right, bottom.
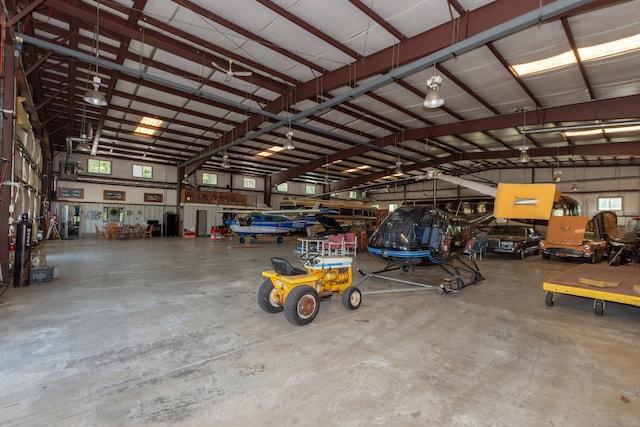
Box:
284, 285, 319, 326
542, 253, 551, 260
257, 279, 283, 313
402, 265, 410, 272
239, 236, 246, 244
545, 291, 554, 307
277, 236, 284, 244
589, 253, 596, 264
341, 286, 362, 310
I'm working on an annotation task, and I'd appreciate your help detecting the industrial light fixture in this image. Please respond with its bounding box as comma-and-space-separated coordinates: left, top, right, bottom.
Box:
552, 148, 562, 182
221, 153, 231, 169
517, 149, 531, 163
75, 104, 92, 152
283, 127, 295, 150
84, 76, 107, 107
511, 33, 640, 77
283, 133, 295, 150
84, 1, 107, 107
523, 120, 640, 136
571, 182, 579, 191
394, 160, 403, 175
283, 139, 295, 150
423, 64, 444, 109
516, 109, 530, 163
77, 141, 91, 152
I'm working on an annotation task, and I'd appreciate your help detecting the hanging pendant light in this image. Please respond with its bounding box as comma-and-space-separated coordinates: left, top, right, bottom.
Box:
423, 63, 444, 108
221, 153, 231, 168
283, 128, 295, 150
84, 76, 107, 106
77, 141, 91, 152
571, 182, 579, 191
84, 1, 108, 107
75, 104, 92, 152
552, 170, 562, 182
516, 109, 530, 163
517, 148, 531, 163
394, 160, 403, 175
283, 137, 295, 150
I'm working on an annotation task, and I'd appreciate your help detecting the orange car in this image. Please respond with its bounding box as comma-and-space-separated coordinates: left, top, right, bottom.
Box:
539, 216, 607, 263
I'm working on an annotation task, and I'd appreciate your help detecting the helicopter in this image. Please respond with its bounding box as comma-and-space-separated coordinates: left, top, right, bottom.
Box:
363, 176, 558, 290
367, 205, 470, 269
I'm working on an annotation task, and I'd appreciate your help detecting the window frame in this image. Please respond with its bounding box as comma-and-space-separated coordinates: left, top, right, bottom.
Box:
132, 164, 153, 179
202, 172, 218, 185
87, 158, 112, 175
243, 177, 256, 189
598, 196, 623, 211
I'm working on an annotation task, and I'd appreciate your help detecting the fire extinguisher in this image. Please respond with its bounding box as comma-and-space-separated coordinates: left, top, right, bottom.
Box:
442, 237, 450, 254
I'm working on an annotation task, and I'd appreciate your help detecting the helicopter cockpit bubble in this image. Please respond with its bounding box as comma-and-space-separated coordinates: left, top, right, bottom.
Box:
367, 206, 469, 267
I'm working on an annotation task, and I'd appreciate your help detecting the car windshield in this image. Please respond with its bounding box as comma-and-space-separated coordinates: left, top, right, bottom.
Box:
488, 226, 525, 237
584, 231, 598, 241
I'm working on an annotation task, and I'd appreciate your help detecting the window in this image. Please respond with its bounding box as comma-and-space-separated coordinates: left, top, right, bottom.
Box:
202, 173, 217, 185
349, 191, 357, 199
88, 159, 111, 175
243, 177, 256, 189
305, 185, 315, 195
598, 197, 622, 211
133, 164, 153, 179
389, 203, 398, 212
276, 183, 288, 192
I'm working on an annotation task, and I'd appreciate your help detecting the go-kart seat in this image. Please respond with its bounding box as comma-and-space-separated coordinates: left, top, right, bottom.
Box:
271, 257, 307, 276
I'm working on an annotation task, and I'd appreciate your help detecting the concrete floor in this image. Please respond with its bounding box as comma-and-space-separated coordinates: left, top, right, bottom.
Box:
1, 236, 639, 426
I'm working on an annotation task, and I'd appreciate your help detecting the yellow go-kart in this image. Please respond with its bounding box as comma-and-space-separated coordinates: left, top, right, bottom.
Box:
259, 256, 362, 326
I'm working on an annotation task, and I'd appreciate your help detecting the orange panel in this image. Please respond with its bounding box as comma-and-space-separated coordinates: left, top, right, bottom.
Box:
494, 183, 556, 220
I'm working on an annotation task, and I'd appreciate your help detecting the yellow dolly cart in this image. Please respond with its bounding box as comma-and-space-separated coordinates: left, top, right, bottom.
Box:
543, 263, 640, 316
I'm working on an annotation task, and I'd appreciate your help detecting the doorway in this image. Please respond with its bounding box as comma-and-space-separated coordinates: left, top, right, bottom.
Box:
196, 210, 207, 236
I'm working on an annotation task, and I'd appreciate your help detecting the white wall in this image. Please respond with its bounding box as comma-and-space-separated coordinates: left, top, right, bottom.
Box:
54, 151, 639, 234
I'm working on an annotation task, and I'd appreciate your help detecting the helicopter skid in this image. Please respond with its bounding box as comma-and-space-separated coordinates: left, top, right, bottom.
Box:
357, 256, 483, 295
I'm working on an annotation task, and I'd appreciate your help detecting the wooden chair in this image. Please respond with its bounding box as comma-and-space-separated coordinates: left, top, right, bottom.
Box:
95, 224, 105, 239
132, 225, 144, 239
105, 223, 118, 239
142, 224, 154, 239
116, 225, 131, 240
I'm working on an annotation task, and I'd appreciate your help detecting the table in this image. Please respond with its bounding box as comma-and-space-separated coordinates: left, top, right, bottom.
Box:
104, 224, 138, 239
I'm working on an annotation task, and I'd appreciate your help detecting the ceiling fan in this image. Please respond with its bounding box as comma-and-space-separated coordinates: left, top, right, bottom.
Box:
182, 174, 198, 186
211, 58, 253, 82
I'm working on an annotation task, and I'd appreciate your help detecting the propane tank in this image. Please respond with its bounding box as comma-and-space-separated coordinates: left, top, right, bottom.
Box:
13, 213, 33, 287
